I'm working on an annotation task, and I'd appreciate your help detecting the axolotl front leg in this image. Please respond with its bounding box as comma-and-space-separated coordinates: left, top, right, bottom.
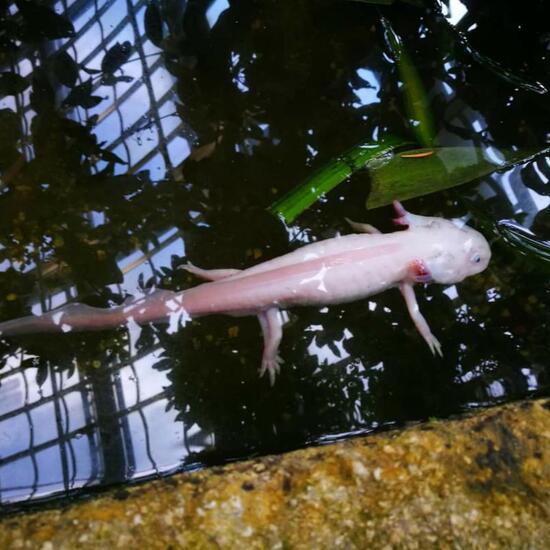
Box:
349, 208, 443, 357
399, 282, 442, 357
182, 263, 284, 384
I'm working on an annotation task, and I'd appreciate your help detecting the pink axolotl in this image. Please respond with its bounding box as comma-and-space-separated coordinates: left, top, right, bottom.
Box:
0, 201, 491, 383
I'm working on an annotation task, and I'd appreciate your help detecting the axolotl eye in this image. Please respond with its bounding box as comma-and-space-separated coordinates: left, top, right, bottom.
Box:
471, 254, 482, 264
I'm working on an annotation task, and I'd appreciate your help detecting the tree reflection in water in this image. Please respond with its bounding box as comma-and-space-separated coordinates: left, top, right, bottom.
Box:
0, 0, 548, 507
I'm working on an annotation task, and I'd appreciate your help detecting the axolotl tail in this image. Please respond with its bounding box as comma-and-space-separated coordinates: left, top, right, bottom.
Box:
0, 289, 190, 337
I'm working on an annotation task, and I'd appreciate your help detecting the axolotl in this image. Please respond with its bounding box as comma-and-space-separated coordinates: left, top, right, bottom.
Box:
0, 201, 491, 383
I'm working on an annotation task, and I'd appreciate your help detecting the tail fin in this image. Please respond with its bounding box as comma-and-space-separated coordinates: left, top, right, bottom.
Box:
0, 289, 189, 338
0, 303, 125, 337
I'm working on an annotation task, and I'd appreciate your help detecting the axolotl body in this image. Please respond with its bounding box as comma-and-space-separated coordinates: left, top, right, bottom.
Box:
0, 202, 491, 383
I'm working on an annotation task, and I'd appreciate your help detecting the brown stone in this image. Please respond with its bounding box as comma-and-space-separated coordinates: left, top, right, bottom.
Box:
1, 399, 549, 549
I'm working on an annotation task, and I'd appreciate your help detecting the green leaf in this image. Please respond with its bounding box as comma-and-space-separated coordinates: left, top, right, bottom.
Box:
81, 66, 102, 75
145, 1, 164, 47
62, 79, 103, 109
100, 150, 126, 165
497, 220, 550, 264
16, 0, 75, 40
441, 14, 547, 95
269, 136, 411, 223
345, 0, 395, 4
0, 109, 21, 142
35, 366, 49, 387
30, 67, 55, 113
380, 16, 435, 147
101, 74, 134, 86
0, 109, 21, 167
366, 146, 549, 209
0, 72, 29, 96
466, 44, 547, 95
101, 41, 133, 75
52, 51, 79, 87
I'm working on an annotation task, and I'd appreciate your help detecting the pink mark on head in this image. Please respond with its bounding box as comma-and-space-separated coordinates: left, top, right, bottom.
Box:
408, 259, 432, 284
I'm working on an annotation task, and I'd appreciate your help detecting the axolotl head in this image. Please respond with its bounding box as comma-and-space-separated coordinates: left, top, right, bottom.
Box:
393, 201, 492, 285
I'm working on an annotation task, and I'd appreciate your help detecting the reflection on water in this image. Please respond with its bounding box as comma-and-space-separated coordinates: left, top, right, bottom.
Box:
0, 0, 549, 507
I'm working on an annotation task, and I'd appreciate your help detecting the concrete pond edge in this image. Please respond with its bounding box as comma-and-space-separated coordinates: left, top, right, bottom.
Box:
1, 398, 549, 548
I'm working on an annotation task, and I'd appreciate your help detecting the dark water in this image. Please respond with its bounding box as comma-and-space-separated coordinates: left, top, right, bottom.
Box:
0, 0, 549, 508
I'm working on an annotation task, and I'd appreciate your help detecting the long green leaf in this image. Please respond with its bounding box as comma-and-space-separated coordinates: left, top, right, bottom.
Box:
441, 14, 547, 95
366, 146, 549, 209
380, 16, 435, 147
497, 220, 550, 264
269, 136, 410, 223
345, 0, 395, 4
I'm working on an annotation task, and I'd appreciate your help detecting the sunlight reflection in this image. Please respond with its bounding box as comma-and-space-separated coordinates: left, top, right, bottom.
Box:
443, 285, 458, 301
521, 368, 538, 391
206, 0, 229, 29
351, 68, 380, 108
307, 326, 353, 366
444, 0, 468, 26
487, 380, 505, 398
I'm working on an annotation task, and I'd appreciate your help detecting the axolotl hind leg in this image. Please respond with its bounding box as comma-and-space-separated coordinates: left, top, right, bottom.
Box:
393, 200, 443, 229
181, 262, 241, 281
258, 308, 284, 385
345, 218, 381, 234
181, 262, 284, 383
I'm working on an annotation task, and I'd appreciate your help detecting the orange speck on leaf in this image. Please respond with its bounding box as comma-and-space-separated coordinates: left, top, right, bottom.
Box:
400, 151, 434, 159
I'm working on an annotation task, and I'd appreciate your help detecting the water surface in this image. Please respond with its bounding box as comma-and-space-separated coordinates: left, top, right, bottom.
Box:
0, 0, 549, 508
